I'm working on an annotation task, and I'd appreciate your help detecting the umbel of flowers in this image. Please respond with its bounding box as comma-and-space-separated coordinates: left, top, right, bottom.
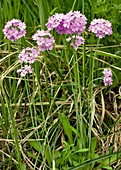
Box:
46, 11, 87, 35
66, 35, 85, 50
32, 30, 55, 51
18, 47, 39, 64
88, 18, 113, 38
46, 11, 87, 49
3, 19, 26, 42
17, 65, 33, 77
103, 68, 113, 86
17, 47, 39, 77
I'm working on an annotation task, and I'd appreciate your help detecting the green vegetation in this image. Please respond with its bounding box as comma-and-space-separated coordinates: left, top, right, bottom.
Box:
0, 0, 121, 169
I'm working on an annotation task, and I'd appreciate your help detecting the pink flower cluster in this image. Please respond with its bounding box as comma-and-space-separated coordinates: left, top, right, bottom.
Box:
17, 47, 39, 77
3, 19, 26, 42
17, 65, 33, 77
46, 11, 87, 35
18, 47, 39, 64
3, 15, 113, 77
103, 68, 113, 86
88, 18, 113, 38
32, 30, 55, 51
66, 35, 85, 50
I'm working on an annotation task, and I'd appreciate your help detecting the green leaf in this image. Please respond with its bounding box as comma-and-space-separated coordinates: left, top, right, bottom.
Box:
22, 164, 26, 170
45, 145, 52, 166
99, 153, 120, 167
27, 151, 36, 159
101, 166, 112, 170
29, 141, 42, 152
70, 152, 121, 170
118, 96, 121, 99
36, 0, 50, 29
70, 126, 77, 134
60, 113, 73, 144
74, 148, 89, 153
91, 137, 97, 159
94, 50, 121, 60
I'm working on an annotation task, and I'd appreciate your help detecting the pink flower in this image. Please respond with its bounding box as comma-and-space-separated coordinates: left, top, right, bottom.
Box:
89, 18, 113, 38
66, 35, 85, 50
17, 65, 33, 77
46, 11, 87, 35
18, 47, 39, 64
3, 19, 26, 42
46, 13, 65, 31
103, 68, 113, 86
32, 30, 55, 51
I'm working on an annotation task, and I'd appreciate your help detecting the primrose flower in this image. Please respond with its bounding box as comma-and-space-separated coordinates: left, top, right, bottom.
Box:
3, 19, 26, 42
18, 47, 39, 64
66, 35, 85, 50
46, 13, 65, 31
32, 30, 55, 51
46, 11, 87, 35
17, 65, 33, 77
88, 18, 113, 38
103, 68, 113, 86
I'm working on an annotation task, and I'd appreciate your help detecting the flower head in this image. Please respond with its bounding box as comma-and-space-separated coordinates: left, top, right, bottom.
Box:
66, 35, 85, 50
32, 30, 55, 51
3, 19, 26, 42
46, 11, 87, 35
88, 18, 113, 38
17, 65, 33, 77
103, 68, 113, 86
18, 47, 39, 64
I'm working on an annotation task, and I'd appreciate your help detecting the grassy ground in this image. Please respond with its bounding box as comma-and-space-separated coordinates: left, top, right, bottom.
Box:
0, 0, 121, 169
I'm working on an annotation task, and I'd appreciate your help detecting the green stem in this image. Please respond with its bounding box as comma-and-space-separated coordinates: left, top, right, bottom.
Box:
73, 51, 83, 149
10, 109, 22, 169
82, 0, 85, 88
8, 40, 11, 65
88, 38, 100, 157
71, 0, 77, 11
82, 0, 84, 14
34, 63, 46, 137
82, 41, 86, 88
25, 77, 35, 128
44, 51, 50, 101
